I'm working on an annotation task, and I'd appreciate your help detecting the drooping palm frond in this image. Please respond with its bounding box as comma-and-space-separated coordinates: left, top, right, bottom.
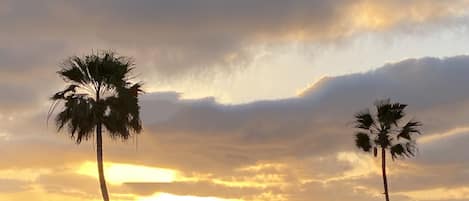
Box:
390, 143, 405, 159
390, 142, 417, 160
355, 132, 372, 152
55, 95, 98, 143
102, 82, 143, 138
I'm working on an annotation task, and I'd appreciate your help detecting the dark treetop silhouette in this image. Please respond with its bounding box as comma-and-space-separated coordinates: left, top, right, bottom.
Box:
49, 51, 143, 201
354, 99, 422, 201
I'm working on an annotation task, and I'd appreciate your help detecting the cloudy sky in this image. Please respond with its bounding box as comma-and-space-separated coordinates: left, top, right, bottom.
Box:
1, 0, 469, 201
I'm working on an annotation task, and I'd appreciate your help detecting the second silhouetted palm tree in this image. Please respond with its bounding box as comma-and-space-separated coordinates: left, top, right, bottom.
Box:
49, 51, 143, 201
353, 99, 422, 201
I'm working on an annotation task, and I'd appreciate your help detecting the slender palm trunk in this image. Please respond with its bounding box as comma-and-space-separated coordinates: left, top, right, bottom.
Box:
97, 122, 110, 201
381, 147, 390, 201
95, 84, 110, 201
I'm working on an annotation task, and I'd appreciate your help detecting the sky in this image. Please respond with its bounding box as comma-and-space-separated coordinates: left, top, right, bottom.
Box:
1, 0, 469, 201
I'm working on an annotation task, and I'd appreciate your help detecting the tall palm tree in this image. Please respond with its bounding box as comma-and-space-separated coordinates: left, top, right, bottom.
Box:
353, 99, 422, 201
49, 51, 143, 201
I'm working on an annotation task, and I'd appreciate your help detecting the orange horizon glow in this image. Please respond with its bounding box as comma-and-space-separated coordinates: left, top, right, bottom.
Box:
76, 161, 178, 185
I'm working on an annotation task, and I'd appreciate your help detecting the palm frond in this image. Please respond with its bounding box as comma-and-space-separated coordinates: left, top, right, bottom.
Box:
102, 83, 143, 138
50, 85, 79, 100
354, 109, 375, 130
390, 142, 417, 160
376, 99, 407, 129
355, 132, 372, 152
397, 120, 422, 140
390, 143, 405, 160
59, 57, 90, 85
55, 95, 97, 143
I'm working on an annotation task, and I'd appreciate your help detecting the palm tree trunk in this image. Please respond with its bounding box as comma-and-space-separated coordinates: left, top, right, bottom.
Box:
382, 147, 390, 201
97, 122, 110, 201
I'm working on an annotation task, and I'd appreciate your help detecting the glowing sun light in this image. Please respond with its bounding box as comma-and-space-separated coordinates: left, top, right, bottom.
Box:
138, 193, 240, 201
77, 161, 178, 184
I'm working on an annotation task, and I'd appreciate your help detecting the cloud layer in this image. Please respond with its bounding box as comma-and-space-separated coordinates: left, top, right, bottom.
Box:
1, 55, 469, 200
1, 0, 468, 77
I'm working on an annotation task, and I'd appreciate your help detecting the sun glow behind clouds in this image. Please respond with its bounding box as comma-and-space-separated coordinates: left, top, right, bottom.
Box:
402, 187, 469, 200
77, 161, 178, 184
138, 193, 242, 201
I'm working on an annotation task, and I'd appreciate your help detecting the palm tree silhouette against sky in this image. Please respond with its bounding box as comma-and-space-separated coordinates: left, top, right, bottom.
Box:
353, 99, 422, 201
49, 51, 143, 201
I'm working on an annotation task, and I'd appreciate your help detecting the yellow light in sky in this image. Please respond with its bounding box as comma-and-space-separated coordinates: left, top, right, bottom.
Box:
138, 193, 241, 201
419, 127, 469, 144
323, 152, 379, 182
351, 3, 389, 30
402, 187, 469, 200
77, 161, 178, 184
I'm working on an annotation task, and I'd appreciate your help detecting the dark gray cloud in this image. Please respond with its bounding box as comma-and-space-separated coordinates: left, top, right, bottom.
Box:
0, 84, 40, 114
0, 41, 67, 115
419, 131, 469, 165
0, 0, 467, 77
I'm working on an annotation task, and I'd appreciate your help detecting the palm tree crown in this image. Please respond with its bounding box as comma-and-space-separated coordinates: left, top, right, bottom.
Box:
354, 99, 422, 160
49, 51, 143, 143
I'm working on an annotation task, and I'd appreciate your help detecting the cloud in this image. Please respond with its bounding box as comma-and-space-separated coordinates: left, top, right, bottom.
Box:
119, 55, 469, 199
1, 0, 468, 77
36, 172, 100, 199
141, 55, 469, 168
0, 179, 30, 193
0, 0, 467, 112
0, 42, 67, 115
125, 181, 263, 199
1, 55, 469, 200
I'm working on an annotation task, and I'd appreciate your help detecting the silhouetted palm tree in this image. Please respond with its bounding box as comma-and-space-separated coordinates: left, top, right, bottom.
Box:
353, 99, 421, 201
49, 51, 143, 201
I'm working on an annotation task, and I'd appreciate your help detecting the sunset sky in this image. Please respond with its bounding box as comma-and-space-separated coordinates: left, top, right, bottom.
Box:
1, 0, 469, 201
